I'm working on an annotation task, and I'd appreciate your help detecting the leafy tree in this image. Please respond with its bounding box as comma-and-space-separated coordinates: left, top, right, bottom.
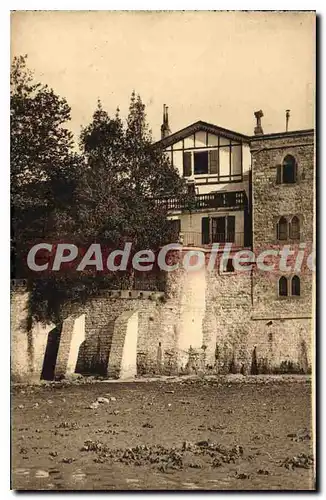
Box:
11, 55, 83, 279
77, 91, 185, 251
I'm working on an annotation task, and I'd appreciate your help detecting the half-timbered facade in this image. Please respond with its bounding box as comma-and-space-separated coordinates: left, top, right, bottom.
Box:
155, 115, 252, 249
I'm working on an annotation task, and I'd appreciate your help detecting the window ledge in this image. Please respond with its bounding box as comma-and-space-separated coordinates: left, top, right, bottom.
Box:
275, 183, 298, 187
277, 295, 301, 300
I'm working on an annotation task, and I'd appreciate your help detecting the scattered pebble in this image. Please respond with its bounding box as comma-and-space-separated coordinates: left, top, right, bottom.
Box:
35, 470, 49, 478
257, 469, 270, 475
88, 402, 99, 410
236, 472, 250, 479
142, 422, 154, 429
14, 468, 30, 476
97, 397, 110, 404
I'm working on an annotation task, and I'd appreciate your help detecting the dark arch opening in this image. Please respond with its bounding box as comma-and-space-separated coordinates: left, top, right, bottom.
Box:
291, 275, 300, 296
277, 217, 288, 241
41, 325, 62, 380
290, 216, 300, 240
282, 155, 296, 184
279, 276, 288, 297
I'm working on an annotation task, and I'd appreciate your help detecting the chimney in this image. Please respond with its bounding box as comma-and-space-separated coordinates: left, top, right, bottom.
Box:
161, 104, 171, 139
286, 109, 290, 132
254, 110, 264, 135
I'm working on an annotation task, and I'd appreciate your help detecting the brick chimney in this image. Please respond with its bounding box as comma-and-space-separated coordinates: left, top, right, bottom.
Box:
161, 104, 171, 139
254, 110, 264, 135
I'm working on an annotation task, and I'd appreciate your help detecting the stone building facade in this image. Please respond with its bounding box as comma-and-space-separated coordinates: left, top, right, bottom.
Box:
11, 111, 315, 382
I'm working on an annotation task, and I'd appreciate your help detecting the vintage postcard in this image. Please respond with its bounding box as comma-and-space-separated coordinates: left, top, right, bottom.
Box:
11, 10, 316, 491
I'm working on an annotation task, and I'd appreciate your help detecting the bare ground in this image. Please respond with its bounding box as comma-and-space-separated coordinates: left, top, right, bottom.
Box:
11, 375, 315, 491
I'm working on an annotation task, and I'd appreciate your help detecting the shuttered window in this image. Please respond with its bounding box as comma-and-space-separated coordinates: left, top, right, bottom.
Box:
209, 150, 218, 174
226, 216, 235, 243
201, 217, 210, 245
183, 152, 192, 177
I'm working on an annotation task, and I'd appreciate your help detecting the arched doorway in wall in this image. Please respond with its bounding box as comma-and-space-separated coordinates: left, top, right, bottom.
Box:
41, 325, 62, 380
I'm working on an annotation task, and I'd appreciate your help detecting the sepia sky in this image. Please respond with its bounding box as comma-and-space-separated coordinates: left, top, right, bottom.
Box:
11, 11, 315, 143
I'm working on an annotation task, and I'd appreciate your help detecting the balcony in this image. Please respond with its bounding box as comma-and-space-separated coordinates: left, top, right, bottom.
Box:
155, 190, 247, 212
178, 231, 246, 248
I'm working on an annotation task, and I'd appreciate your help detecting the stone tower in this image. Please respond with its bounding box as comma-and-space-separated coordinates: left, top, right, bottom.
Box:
249, 113, 314, 372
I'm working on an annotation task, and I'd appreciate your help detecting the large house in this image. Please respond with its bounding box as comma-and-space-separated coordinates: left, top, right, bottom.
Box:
156, 105, 252, 249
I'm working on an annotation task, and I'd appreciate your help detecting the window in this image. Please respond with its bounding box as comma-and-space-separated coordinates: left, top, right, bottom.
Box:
201, 215, 236, 245
289, 216, 300, 240
278, 275, 301, 297
277, 217, 288, 240
211, 216, 235, 243
291, 275, 300, 296
277, 155, 297, 184
177, 133, 242, 182
225, 258, 235, 273
279, 276, 288, 296
194, 151, 209, 174
277, 215, 300, 241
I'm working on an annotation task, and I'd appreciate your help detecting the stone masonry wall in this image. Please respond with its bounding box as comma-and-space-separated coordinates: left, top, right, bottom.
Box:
250, 131, 314, 318
248, 131, 314, 373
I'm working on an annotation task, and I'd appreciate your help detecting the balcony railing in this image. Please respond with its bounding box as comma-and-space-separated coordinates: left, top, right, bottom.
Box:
178, 231, 245, 248
155, 191, 247, 211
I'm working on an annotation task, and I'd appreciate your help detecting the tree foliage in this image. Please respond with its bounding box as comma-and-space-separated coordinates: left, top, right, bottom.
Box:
76, 92, 184, 250
11, 55, 82, 277
11, 60, 185, 323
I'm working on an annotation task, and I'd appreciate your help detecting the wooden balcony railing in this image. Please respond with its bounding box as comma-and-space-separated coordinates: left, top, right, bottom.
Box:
178, 231, 245, 247
155, 190, 247, 211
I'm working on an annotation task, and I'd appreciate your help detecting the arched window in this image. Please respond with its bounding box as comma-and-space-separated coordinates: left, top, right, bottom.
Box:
282, 155, 297, 184
279, 276, 288, 296
291, 275, 300, 296
289, 216, 300, 240
277, 216, 288, 240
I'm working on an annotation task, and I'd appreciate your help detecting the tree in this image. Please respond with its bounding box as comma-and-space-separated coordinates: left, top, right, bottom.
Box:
11, 55, 83, 279
77, 92, 185, 252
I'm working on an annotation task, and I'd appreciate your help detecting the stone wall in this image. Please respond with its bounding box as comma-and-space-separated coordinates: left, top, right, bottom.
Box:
11, 282, 55, 382
250, 131, 314, 315
250, 131, 315, 371
249, 131, 314, 372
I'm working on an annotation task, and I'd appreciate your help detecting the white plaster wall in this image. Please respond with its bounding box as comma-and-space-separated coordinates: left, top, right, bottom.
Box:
242, 144, 251, 174
11, 291, 30, 379
67, 314, 86, 374
196, 181, 248, 196
120, 311, 139, 379
32, 321, 55, 375
177, 266, 206, 367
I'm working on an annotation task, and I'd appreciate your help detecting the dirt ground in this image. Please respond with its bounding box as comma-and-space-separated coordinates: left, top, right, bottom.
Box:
11, 375, 315, 491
